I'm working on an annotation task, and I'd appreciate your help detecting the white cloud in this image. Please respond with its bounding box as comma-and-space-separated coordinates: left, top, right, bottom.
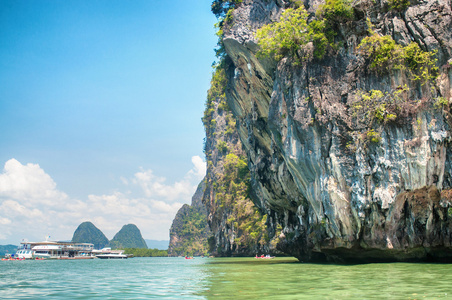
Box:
189, 155, 207, 179
0, 159, 68, 206
0, 200, 44, 219
150, 199, 185, 214
0, 156, 206, 244
133, 155, 206, 203
87, 192, 152, 218
0, 217, 11, 225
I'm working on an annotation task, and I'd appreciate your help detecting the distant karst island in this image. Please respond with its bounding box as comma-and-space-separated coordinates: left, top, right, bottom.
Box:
72, 222, 148, 249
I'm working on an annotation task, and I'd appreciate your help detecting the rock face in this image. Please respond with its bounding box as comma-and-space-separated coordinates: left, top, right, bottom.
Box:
201, 65, 270, 256
109, 224, 147, 249
168, 180, 211, 256
71, 221, 109, 249
218, 0, 452, 262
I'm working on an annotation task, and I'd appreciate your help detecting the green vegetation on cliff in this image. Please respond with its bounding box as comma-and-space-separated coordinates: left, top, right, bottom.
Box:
109, 224, 147, 249
388, 0, 411, 11
203, 62, 268, 256
256, 2, 353, 61
168, 181, 210, 257
357, 24, 438, 84
202, 65, 227, 131
169, 204, 209, 256
256, 7, 325, 60
348, 20, 442, 144
124, 248, 167, 257
71, 221, 109, 249
217, 153, 268, 250
316, 0, 354, 23
352, 86, 407, 128
256, 3, 443, 144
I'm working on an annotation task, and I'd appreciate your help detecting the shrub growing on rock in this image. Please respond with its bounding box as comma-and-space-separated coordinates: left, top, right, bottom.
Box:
358, 25, 438, 84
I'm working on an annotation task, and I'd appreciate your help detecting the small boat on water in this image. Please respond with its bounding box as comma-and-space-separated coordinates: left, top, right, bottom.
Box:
92, 248, 128, 259
1, 254, 24, 261
255, 254, 275, 259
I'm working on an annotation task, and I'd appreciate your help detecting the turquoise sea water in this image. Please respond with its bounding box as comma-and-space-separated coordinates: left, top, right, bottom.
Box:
1, 257, 452, 299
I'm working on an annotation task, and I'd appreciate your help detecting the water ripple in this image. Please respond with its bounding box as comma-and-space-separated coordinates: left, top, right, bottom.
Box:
1, 257, 452, 299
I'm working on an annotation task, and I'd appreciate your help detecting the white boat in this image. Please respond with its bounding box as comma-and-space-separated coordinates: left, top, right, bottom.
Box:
15, 242, 33, 259
17, 240, 95, 260
92, 248, 128, 259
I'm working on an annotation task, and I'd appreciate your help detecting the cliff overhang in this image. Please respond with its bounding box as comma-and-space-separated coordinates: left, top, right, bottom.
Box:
219, 0, 452, 262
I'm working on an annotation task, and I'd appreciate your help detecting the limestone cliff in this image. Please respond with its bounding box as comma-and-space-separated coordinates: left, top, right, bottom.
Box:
168, 180, 211, 256
217, 0, 452, 262
202, 64, 269, 256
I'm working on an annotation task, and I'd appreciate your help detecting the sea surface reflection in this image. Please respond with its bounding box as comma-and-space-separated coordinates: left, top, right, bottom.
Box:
1, 257, 451, 299
201, 257, 452, 299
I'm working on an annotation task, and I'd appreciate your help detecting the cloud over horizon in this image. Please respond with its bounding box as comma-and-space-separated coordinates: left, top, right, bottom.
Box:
0, 157, 206, 244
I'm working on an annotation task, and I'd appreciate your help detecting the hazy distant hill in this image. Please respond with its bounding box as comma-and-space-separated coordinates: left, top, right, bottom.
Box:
110, 224, 147, 249
71, 221, 109, 249
145, 240, 169, 250
0, 244, 18, 256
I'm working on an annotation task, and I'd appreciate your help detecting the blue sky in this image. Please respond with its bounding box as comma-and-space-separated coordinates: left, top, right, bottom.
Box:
0, 0, 218, 244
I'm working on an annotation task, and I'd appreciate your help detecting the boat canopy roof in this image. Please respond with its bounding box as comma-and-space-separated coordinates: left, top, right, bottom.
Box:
21, 241, 93, 246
